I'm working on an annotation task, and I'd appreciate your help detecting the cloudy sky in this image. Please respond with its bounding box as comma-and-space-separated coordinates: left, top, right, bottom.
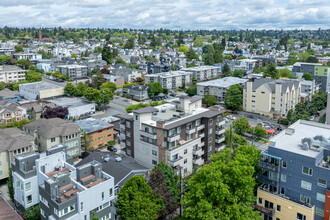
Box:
0, 0, 329, 29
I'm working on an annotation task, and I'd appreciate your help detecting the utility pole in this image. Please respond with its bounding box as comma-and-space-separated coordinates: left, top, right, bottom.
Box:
179, 166, 183, 216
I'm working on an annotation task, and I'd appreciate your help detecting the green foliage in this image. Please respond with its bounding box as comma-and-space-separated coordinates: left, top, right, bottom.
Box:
101, 82, 117, 93
237, 56, 247, 60
92, 72, 105, 89
0, 118, 29, 130
302, 72, 313, 81
124, 37, 135, 49
306, 56, 318, 63
222, 63, 232, 77
182, 145, 261, 220
233, 118, 250, 134
102, 42, 112, 63
0, 55, 12, 65
51, 70, 69, 81
154, 162, 179, 196
204, 52, 215, 65
147, 82, 163, 98
25, 70, 42, 82
16, 59, 31, 69
64, 82, 76, 96
126, 103, 149, 113
298, 51, 310, 62
264, 62, 279, 79
116, 175, 163, 220
7, 167, 14, 203
178, 45, 188, 54
223, 54, 233, 60
23, 205, 40, 220
202, 94, 218, 107
15, 45, 24, 52
186, 86, 197, 96
71, 53, 78, 59
193, 37, 204, 47
278, 68, 293, 78
115, 58, 126, 64
233, 69, 244, 78
319, 113, 326, 124
225, 84, 243, 110
253, 125, 267, 137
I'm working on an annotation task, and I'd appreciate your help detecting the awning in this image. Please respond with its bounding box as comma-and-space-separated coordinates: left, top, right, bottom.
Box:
262, 151, 282, 160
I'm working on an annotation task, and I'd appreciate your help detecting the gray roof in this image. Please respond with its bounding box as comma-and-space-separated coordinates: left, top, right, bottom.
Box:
116, 114, 134, 121
197, 77, 248, 88
251, 78, 301, 94
0, 128, 34, 152
19, 80, 64, 91
189, 95, 203, 103
126, 84, 148, 91
0, 88, 19, 99
132, 106, 158, 114
74, 118, 113, 133
24, 118, 80, 139
0, 100, 24, 114
76, 151, 149, 186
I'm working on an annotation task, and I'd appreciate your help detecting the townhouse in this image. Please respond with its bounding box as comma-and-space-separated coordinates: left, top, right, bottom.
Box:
0, 99, 27, 123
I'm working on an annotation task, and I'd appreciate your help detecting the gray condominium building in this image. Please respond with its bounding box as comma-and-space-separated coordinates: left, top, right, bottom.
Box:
118, 95, 225, 174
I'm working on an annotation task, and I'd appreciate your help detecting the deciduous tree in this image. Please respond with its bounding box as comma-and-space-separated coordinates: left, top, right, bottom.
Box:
225, 84, 243, 110
232, 117, 250, 134
202, 94, 217, 107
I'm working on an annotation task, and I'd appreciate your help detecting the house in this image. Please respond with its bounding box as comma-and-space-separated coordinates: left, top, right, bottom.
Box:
197, 77, 248, 102
0, 88, 20, 103
256, 120, 330, 220
49, 97, 96, 119
74, 118, 114, 149
0, 128, 36, 181
0, 99, 27, 123
19, 101, 56, 120
112, 68, 142, 83
118, 96, 225, 174
23, 118, 82, 158
123, 84, 148, 100
243, 78, 301, 119
103, 74, 125, 88
89, 53, 102, 61
0, 65, 26, 83
19, 80, 65, 100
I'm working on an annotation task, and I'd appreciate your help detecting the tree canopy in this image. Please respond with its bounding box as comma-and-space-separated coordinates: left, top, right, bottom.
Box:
225, 84, 243, 110
202, 94, 218, 107
147, 82, 163, 97
186, 86, 197, 96
232, 118, 250, 134
302, 72, 313, 81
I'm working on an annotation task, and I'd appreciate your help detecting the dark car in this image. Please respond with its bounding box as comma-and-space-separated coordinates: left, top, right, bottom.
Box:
107, 146, 117, 152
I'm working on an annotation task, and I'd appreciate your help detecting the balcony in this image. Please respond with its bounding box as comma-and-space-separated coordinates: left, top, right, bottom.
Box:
196, 124, 205, 131
215, 136, 225, 144
193, 147, 204, 157
167, 134, 181, 142
193, 156, 204, 166
198, 133, 205, 138
215, 144, 225, 152
120, 133, 125, 139
120, 124, 125, 130
252, 204, 274, 216
199, 142, 205, 147
257, 174, 277, 186
216, 120, 225, 126
120, 141, 126, 148
186, 127, 196, 135
216, 129, 225, 135
140, 130, 157, 139
168, 156, 183, 167
258, 160, 280, 172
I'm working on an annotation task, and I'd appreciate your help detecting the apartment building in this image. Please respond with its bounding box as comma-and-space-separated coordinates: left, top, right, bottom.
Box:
23, 118, 82, 158
19, 80, 65, 100
118, 96, 225, 174
243, 78, 301, 119
74, 118, 114, 149
116, 114, 135, 157
300, 79, 317, 102
56, 65, 88, 79
197, 77, 248, 101
0, 99, 27, 123
13, 53, 42, 61
256, 120, 330, 220
0, 65, 26, 83
122, 84, 148, 100
181, 65, 220, 81
144, 71, 193, 90
12, 144, 115, 220
0, 128, 36, 181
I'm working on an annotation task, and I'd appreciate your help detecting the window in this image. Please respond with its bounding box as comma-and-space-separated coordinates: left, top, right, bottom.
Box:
16, 181, 20, 188
302, 166, 312, 176
316, 193, 325, 202
209, 128, 212, 134
64, 207, 69, 214
51, 137, 55, 142
152, 150, 157, 156
25, 182, 31, 191
126, 149, 131, 156
316, 207, 324, 217
26, 195, 32, 204
318, 178, 326, 188
281, 174, 286, 182
208, 137, 212, 143
301, 180, 312, 190
276, 218, 280, 220
186, 123, 192, 130
258, 197, 262, 204
177, 127, 181, 133
126, 131, 131, 137
195, 119, 201, 127
81, 202, 83, 212
282, 161, 287, 168
109, 188, 113, 196
186, 134, 192, 141
209, 119, 213, 125
280, 187, 285, 194
297, 213, 306, 220
126, 140, 131, 146
184, 159, 187, 164
126, 121, 131, 128
264, 200, 273, 209
261, 91, 265, 94
208, 146, 212, 152
184, 149, 188, 154
102, 192, 104, 201
99, 137, 103, 140
107, 134, 111, 137
152, 160, 157, 165
276, 205, 281, 212
300, 194, 311, 203
40, 208, 45, 217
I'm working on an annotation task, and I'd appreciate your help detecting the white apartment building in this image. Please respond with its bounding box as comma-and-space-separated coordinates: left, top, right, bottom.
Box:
13, 53, 42, 61
181, 65, 220, 81
56, 65, 88, 79
243, 78, 301, 119
144, 71, 193, 90
0, 65, 26, 83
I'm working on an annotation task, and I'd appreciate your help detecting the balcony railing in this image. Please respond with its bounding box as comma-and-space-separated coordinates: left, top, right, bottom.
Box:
193, 147, 204, 156
258, 160, 280, 172
257, 174, 278, 186
193, 156, 204, 166
186, 127, 196, 135
252, 204, 274, 216
216, 129, 225, 135
167, 134, 181, 142
168, 156, 183, 167
196, 124, 205, 131
140, 130, 157, 139
216, 136, 225, 144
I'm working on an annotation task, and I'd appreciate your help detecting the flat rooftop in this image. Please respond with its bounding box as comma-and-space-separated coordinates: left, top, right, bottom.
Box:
74, 118, 113, 133
182, 65, 217, 71
146, 70, 192, 78
197, 76, 248, 88
20, 80, 64, 90
270, 120, 330, 158
0, 65, 24, 72
50, 97, 92, 108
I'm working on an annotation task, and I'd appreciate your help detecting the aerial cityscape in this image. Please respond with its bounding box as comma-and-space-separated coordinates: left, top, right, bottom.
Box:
0, 1, 329, 220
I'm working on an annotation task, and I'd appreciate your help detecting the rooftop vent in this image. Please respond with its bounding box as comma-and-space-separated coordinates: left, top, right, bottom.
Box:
115, 157, 122, 162
285, 128, 295, 135
104, 157, 110, 162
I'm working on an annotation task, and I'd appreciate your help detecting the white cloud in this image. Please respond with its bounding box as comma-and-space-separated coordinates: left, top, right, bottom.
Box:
0, 0, 328, 29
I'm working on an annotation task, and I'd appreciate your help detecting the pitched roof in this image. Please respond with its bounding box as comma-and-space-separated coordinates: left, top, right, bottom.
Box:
0, 127, 34, 152
0, 88, 19, 99
251, 78, 301, 94
23, 118, 80, 139
132, 106, 158, 114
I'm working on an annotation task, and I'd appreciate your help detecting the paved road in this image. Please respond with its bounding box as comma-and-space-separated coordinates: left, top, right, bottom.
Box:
94, 96, 139, 118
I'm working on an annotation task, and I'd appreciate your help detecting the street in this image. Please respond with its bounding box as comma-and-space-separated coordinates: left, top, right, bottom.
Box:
94, 96, 139, 118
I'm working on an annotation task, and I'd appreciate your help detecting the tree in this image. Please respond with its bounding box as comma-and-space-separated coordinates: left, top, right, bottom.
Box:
71, 53, 78, 59
102, 42, 112, 63
178, 45, 188, 54
0, 55, 12, 65
41, 106, 68, 119
302, 72, 313, 81
278, 68, 293, 78
182, 145, 261, 220
204, 52, 215, 65
147, 82, 163, 98
223, 54, 233, 60
154, 162, 179, 196
15, 45, 24, 52
298, 51, 310, 62
186, 47, 199, 61
26, 70, 42, 82
202, 94, 217, 107
64, 83, 76, 96
254, 125, 267, 138
193, 37, 204, 47
233, 69, 244, 78
116, 175, 163, 220
232, 117, 250, 134
265, 62, 279, 79
75, 82, 89, 97
306, 56, 318, 63
225, 84, 243, 110
16, 59, 31, 69
92, 72, 105, 89
101, 82, 117, 93
23, 206, 40, 220
186, 86, 197, 96
222, 63, 232, 77
124, 37, 135, 49
7, 167, 14, 202
148, 168, 177, 216
115, 58, 126, 64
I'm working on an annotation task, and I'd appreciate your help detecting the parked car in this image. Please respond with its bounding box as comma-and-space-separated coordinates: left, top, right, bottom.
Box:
310, 115, 315, 121
107, 146, 117, 152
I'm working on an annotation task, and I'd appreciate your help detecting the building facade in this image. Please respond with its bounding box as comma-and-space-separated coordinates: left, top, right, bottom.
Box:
181, 66, 220, 81
145, 71, 193, 90
0, 65, 26, 83
19, 80, 65, 100
13, 53, 42, 61
0, 99, 27, 123
56, 65, 88, 79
